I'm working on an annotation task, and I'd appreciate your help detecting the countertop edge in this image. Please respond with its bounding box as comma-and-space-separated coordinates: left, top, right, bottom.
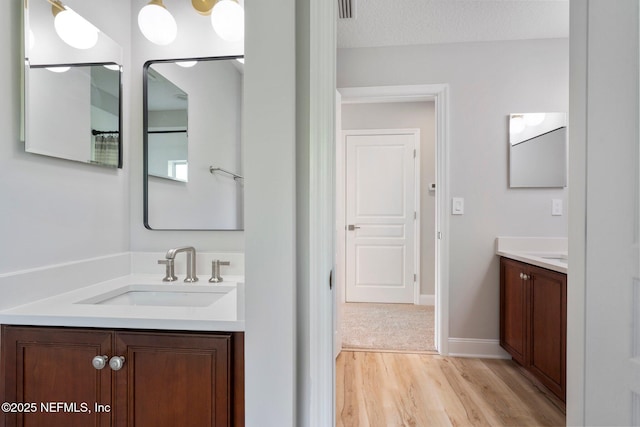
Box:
497, 250, 568, 274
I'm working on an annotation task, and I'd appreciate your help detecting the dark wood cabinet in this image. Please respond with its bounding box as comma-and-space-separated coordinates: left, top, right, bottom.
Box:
1, 325, 244, 427
500, 257, 566, 402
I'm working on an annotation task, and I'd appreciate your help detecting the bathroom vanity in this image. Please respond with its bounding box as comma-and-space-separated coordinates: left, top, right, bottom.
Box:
496, 237, 567, 403
1, 326, 243, 427
0, 274, 245, 427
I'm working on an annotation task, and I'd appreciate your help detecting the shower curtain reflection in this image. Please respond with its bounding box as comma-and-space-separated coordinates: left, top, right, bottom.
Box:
92, 131, 120, 167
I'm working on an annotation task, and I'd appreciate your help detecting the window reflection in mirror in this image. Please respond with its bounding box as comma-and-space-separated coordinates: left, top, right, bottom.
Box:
508, 112, 567, 188
23, 0, 123, 168
143, 57, 244, 231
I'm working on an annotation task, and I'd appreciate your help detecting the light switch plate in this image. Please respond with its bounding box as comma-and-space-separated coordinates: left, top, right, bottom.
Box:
452, 197, 464, 215
552, 199, 563, 216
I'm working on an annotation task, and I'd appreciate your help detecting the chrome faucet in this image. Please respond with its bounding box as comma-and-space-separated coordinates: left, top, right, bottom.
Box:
165, 246, 199, 283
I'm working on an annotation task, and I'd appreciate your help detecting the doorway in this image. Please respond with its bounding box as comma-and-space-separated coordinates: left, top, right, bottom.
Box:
335, 85, 450, 355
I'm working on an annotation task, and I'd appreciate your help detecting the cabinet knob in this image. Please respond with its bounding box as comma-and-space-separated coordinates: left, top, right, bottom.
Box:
523, 274, 529, 280
520, 273, 524, 279
109, 356, 125, 371
92, 355, 108, 370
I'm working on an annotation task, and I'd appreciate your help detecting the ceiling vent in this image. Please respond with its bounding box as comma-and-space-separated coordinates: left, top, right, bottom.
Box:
338, 0, 355, 19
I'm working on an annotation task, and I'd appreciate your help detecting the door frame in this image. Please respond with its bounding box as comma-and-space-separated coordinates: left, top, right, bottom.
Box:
337, 84, 451, 355
341, 128, 421, 305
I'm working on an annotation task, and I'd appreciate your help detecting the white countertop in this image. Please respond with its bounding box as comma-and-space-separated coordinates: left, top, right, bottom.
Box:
495, 237, 568, 274
0, 274, 245, 332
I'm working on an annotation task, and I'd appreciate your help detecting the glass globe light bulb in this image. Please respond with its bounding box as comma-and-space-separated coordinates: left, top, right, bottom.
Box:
54, 7, 99, 50
211, 0, 244, 42
138, 1, 177, 46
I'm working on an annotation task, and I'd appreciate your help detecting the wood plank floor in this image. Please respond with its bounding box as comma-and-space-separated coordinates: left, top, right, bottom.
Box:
336, 351, 565, 427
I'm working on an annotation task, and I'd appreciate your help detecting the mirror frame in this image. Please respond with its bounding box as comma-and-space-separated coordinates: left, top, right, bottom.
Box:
142, 55, 244, 231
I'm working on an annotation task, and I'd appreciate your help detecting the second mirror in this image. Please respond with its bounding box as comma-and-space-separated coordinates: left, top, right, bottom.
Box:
143, 57, 244, 230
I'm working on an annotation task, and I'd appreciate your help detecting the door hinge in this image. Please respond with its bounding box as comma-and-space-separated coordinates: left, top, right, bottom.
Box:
437, 231, 442, 239
414, 273, 417, 282
414, 211, 417, 220
413, 149, 416, 158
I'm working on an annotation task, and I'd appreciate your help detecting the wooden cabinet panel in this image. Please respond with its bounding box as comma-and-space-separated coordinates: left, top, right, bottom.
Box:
1, 325, 112, 427
113, 331, 231, 427
529, 266, 566, 400
500, 258, 528, 365
499, 258, 567, 402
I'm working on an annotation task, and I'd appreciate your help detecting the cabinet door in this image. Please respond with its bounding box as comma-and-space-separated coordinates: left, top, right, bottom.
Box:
1, 325, 113, 427
500, 258, 528, 365
529, 266, 566, 400
113, 331, 231, 427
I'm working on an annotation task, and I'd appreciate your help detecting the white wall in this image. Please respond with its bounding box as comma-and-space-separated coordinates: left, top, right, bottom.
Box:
0, 0, 130, 274
338, 38, 569, 340
568, 1, 639, 425
244, 0, 296, 425
341, 101, 436, 297
27, 67, 92, 161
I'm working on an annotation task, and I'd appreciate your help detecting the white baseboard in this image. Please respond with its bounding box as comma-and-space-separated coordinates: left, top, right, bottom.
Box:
418, 294, 435, 306
448, 338, 511, 359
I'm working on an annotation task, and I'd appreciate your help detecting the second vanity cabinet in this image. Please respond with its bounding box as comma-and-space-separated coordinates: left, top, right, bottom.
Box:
0, 325, 244, 427
500, 257, 566, 402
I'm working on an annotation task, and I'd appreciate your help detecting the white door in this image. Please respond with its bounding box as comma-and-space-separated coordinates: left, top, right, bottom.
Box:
344, 129, 419, 304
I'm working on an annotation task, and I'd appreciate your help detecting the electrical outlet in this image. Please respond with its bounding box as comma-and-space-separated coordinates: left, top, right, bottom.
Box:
552, 199, 563, 216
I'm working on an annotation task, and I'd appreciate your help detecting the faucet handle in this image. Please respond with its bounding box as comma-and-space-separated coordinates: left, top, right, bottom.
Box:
158, 259, 178, 282
209, 260, 231, 283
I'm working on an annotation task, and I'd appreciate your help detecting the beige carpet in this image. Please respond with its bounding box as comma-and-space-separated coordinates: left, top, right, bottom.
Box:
341, 303, 436, 353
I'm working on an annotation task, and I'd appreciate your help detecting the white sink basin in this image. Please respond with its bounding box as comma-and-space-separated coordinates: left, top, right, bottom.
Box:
76, 284, 234, 307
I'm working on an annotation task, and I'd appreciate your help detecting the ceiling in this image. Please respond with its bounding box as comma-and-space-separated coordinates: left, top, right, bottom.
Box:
337, 0, 570, 49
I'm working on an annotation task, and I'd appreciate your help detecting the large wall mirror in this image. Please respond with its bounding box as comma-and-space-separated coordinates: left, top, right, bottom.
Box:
509, 112, 567, 188
23, 0, 123, 168
143, 57, 244, 230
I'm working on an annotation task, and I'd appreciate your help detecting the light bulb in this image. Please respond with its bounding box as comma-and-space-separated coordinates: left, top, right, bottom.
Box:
524, 113, 546, 127
46, 66, 71, 73
54, 7, 99, 50
138, 1, 177, 46
176, 60, 198, 68
510, 116, 526, 135
211, 0, 244, 42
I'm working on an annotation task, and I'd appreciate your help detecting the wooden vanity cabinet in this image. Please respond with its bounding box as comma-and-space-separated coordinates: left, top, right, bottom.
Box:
0, 325, 244, 427
500, 257, 566, 402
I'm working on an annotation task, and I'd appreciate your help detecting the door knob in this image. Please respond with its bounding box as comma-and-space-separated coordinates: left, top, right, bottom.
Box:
109, 356, 125, 371
92, 355, 108, 370
347, 224, 361, 231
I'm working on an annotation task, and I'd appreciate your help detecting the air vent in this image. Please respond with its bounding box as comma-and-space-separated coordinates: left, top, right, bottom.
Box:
338, 0, 355, 19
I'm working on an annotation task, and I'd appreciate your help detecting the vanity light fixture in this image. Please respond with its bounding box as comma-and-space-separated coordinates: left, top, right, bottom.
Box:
210, 0, 244, 42
138, 0, 178, 46
49, 0, 99, 50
